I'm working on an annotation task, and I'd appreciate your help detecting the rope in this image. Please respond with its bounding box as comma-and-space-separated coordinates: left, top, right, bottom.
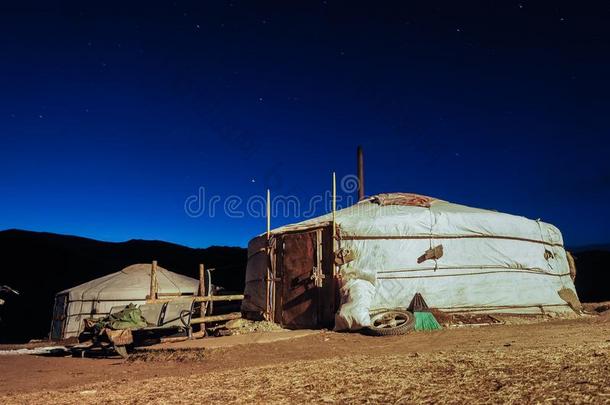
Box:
377, 269, 571, 279
342, 234, 564, 247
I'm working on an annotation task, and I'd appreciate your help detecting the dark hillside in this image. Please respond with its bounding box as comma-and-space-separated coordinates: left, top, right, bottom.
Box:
570, 248, 610, 303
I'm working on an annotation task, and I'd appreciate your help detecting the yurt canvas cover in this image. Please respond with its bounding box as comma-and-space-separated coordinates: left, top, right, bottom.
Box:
50, 263, 198, 339
241, 193, 580, 330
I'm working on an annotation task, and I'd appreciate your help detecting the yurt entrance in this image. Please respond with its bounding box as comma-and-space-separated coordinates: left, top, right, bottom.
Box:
273, 226, 335, 329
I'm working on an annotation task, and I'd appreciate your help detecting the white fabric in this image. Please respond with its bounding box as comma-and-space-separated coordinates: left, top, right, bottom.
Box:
334, 279, 375, 330
264, 195, 579, 330
55, 264, 198, 338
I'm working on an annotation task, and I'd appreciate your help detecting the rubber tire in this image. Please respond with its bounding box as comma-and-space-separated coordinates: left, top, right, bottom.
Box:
366, 310, 416, 336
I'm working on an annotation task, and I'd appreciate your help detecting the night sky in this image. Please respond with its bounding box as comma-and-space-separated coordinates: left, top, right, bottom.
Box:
1, 1, 609, 248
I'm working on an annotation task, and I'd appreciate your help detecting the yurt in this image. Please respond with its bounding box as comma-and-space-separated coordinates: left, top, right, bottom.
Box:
50, 263, 198, 339
241, 193, 580, 330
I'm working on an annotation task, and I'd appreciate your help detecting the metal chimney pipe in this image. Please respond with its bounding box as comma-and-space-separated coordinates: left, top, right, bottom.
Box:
357, 146, 365, 201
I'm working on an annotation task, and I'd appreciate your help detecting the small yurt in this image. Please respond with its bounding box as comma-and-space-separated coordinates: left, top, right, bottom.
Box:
241, 193, 580, 330
50, 263, 198, 340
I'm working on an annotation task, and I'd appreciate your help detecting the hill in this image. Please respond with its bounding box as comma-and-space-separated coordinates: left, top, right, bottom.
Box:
570, 247, 610, 304
570, 244, 610, 253
0, 229, 247, 343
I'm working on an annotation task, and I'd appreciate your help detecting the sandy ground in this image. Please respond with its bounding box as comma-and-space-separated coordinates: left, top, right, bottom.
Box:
0, 317, 609, 404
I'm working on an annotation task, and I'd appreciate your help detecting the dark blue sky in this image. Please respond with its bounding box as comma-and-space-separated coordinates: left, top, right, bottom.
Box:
1, 1, 609, 248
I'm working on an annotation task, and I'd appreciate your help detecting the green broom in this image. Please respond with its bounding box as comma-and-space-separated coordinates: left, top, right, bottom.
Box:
408, 292, 442, 331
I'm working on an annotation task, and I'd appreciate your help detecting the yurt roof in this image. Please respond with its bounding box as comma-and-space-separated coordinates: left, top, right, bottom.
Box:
58, 263, 198, 301
262, 193, 563, 246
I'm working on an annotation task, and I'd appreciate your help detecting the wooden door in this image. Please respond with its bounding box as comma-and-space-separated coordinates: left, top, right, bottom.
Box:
276, 228, 334, 329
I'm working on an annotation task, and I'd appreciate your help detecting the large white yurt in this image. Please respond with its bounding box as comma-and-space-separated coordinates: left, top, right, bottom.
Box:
50, 263, 198, 339
241, 193, 580, 330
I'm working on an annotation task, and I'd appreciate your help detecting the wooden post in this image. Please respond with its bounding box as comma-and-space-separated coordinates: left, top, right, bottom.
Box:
332, 172, 337, 239
149, 260, 158, 301
198, 264, 205, 296
265, 188, 272, 321
332, 172, 339, 280
266, 189, 271, 239
198, 264, 206, 333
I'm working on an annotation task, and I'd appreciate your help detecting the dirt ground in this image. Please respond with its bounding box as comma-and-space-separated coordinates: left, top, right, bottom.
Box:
0, 317, 609, 404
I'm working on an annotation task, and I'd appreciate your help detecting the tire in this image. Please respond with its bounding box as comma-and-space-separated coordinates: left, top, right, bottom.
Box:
366, 310, 415, 336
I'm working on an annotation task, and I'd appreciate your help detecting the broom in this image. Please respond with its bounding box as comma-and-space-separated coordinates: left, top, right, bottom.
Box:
408, 292, 442, 331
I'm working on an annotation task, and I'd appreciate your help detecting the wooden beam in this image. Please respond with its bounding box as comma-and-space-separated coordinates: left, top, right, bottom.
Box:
190, 312, 241, 324
194, 294, 244, 302
148, 294, 244, 304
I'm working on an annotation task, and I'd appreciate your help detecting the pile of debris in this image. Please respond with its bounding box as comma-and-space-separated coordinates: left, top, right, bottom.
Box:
213, 319, 284, 336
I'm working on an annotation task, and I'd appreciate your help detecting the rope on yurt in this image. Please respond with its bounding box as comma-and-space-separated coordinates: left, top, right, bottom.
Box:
426, 203, 438, 271
156, 265, 182, 294
536, 219, 569, 290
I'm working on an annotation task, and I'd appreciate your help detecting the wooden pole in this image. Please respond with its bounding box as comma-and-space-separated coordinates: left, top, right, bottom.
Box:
190, 312, 241, 324
149, 260, 158, 301
265, 189, 272, 321
332, 172, 337, 239
198, 263, 206, 333
332, 172, 339, 280
150, 294, 244, 304
266, 189, 271, 239
198, 264, 205, 296
194, 294, 244, 302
